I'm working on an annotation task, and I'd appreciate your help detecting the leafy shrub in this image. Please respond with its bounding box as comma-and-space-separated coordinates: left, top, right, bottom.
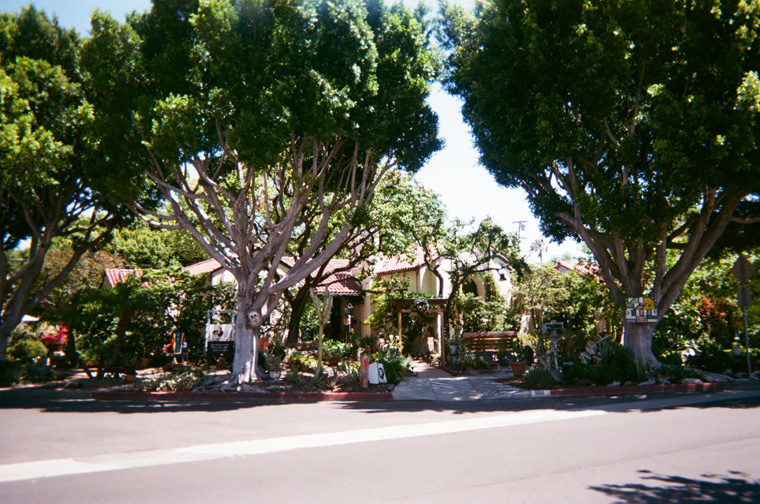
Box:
287, 350, 317, 372
0, 361, 60, 385
284, 369, 307, 386
461, 356, 489, 370
373, 351, 412, 384
564, 345, 646, 386
322, 339, 351, 359
23, 362, 60, 383
8, 335, 48, 362
687, 341, 734, 373
134, 369, 205, 392
524, 365, 556, 389
0, 362, 22, 386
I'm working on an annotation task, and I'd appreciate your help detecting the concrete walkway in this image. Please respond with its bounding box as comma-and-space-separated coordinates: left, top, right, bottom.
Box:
394, 361, 530, 401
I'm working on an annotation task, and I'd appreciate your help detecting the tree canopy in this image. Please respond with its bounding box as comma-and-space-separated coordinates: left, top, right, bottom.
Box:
88, 0, 442, 382
442, 0, 760, 365
0, 7, 147, 358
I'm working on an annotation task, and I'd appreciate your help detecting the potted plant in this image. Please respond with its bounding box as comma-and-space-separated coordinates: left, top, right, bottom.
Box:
509, 340, 534, 377
266, 353, 282, 379
323, 340, 346, 365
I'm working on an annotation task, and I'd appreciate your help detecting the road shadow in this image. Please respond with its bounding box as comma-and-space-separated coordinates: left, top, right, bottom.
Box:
339, 390, 760, 415
590, 470, 760, 503
0, 388, 294, 414
2, 385, 760, 415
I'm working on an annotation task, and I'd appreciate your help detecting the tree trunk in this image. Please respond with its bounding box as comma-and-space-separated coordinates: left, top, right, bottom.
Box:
231, 294, 259, 384
622, 321, 661, 368
0, 324, 9, 361
285, 287, 310, 345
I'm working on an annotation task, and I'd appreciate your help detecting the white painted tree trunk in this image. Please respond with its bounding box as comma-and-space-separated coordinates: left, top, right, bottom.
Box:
231, 293, 259, 384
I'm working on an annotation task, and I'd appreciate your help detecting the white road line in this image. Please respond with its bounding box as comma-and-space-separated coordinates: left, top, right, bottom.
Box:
0, 409, 604, 483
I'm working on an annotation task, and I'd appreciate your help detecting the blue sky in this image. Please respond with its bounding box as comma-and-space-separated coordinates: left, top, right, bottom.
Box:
0, 0, 584, 262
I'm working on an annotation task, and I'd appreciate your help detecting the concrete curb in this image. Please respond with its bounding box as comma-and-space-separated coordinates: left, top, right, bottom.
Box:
90, 380, 745, 403
91, 389, 394, 402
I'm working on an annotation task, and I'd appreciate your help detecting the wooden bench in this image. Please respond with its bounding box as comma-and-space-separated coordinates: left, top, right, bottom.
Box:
462, 331, 518, 352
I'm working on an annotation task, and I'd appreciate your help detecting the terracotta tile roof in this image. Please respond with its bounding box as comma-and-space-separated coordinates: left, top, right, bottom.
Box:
376, 246, 430, 274
182, 258, 223, 275
313, 272, 362, 296
167, 256, 362, 296
555, 259, 600, 276
285, 257, 362, 296
104, 268, 143, 288
105, 259, 223, 288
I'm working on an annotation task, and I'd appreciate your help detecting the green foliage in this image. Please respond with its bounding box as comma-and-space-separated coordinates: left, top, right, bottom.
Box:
85, 0, 442, 381
7, 331, 48, 362
453, 274, 511, 333
653, 252, 753, 366
108, 221, 208, 268
0, 361, 59, 386
322, 339, 352, 360
565, 345, 646, 386
510, 339, 534, 364
524, 365, 556, 390
134, 369, 206, 392
365, 276, 413, 337
513, 263, 618, 358
286, 350, 318, 373
460, 355, 489, 370
284, 369, 307, 386
442, 0, 760, 364
0, 7, 149, 354
72, 268, 233, 369
686, 341, 734, 374
372, 350, 412, 384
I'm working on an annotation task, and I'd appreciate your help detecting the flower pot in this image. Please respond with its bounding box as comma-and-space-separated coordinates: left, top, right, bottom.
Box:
509, 361, 527, 377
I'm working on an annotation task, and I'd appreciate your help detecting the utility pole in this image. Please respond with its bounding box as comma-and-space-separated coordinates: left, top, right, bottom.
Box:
513, 220, 527, 239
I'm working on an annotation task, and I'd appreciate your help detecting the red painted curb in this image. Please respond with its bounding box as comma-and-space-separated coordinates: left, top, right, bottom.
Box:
92, 389, 394, 402
546, 381, 732, 398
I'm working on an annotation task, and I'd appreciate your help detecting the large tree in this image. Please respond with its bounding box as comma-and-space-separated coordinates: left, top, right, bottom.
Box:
0, 7, 145, 358
89, 0, 441, 382
443, 0, 760, 366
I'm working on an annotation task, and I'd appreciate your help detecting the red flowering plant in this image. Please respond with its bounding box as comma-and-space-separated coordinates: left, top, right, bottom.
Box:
39, 326, 67, 350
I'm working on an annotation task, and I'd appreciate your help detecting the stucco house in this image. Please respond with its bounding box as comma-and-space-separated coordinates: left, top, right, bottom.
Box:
105, 245, 515, 354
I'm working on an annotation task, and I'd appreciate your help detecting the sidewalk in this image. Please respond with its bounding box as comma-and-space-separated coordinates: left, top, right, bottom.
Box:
394, 361, 529, 400
392, 360, 760, 401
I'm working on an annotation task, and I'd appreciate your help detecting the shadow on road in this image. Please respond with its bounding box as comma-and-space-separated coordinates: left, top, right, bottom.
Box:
0, 389, 287, 414
2, 387, 759, 415
339, 391, 760, 415
590, 470, 760, 503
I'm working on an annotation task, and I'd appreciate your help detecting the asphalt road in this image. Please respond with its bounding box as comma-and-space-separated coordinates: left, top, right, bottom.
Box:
1, 389, 759, 503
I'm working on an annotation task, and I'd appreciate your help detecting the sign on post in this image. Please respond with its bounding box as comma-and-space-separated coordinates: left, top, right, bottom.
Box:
738, 285, 753, 308
733, 255, 754, 308
732, 254, 755, 376
732, 255, 754, 285
205, 323, 234, 353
